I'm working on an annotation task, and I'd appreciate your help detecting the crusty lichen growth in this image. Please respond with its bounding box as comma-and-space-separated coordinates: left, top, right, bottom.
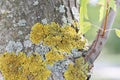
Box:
64, 57, 89, 80
0, 52, 51, 80
45, 50, 65, 65
0, 22, 89, 80
30, 22, 86, 53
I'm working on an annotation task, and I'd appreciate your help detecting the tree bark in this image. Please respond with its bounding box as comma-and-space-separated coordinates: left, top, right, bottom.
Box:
0, 0, 79, 53
0, 0, 82, 80
1, 0, 120, 80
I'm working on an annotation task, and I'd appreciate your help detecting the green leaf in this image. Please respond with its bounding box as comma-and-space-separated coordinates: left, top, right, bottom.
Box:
80, 0, 89, 22
80, 7, 84, 23
99, 0, 106, 21
99, 6, 104, 21
109, 0, 116, 11
98, 0, 116, 21
115, 29, 120, 38
78, 22, 91, 34
83, 0, 89, 19
79, 0, 91, 34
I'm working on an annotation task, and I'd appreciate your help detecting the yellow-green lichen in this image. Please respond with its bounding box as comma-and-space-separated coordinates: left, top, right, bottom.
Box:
45, 50, 65, 65
30, 22, 86, 53
0, 22, 89, 80
0, 52, 51, 80
64, 57, 89, 80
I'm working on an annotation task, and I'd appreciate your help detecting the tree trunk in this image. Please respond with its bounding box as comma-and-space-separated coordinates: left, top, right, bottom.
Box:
1, 0, 119, 80
0, 0, 88, 80
0, 0, 79, 53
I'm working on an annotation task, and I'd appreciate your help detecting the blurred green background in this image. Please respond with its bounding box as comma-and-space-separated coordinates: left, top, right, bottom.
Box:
85, 4, 120, 80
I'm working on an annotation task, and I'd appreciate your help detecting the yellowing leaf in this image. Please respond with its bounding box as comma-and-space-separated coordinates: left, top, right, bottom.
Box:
80, 0, 89, 22
99, 6, 104, 21
115, 29, 120, 38
99, 0, 106, 21
79, 22, 91, 34
80, 7, 84, 23
79, 0, 90, 34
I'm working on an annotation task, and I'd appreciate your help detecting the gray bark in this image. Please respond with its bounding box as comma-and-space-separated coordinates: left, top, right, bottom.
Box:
0, 0, 81, 80
1, 0, 119, 79
0, 0, 79, 53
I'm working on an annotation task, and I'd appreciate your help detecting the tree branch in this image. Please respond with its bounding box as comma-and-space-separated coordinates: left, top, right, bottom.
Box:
85, 0, 120, 64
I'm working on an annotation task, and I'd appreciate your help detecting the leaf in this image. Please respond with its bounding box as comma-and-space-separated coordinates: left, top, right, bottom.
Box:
78, 22, 91, 34
80, 0, 89, 22
99, 0, 106, 21
115, 29, 120, 38
98, 0, 116, 21
109, 0, 116, 11
99, 6, 104, 21
80, 7, 84, 23
79, 0, 91, 34
83, 0, 89, 19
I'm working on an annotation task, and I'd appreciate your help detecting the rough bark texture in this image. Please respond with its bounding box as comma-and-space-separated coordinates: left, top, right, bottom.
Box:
0, 0, 79, 53
0, 0, 83, 80
1, 0, 120, 80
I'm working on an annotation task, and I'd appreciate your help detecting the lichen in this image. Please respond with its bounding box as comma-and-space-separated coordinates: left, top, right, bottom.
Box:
64, 57, 89, 80
51, 60, 70, 73
41, 18, 48, 24
71, 48, 83, 58
0, 22, 89, 80
59, 5, 65, 13
30, 22, 86, 53
35, 44, 50, 55
45, 50, 65, 65
62, 16, 68, 24
24, 40, 32, 48
18, 30, 23, 35
0, 52, 51, 80
5, 41, 23, 53
17, 19, 27, 27
33, 0, 39, 6
5, 41, 16, 53
15, 42, 23, 53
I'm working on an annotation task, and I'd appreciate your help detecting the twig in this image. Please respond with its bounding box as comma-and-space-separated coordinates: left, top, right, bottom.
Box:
101, 0, 109, 37
85, 0, 120, 64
